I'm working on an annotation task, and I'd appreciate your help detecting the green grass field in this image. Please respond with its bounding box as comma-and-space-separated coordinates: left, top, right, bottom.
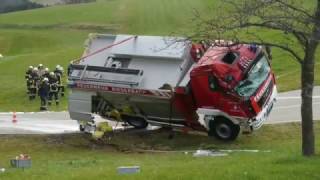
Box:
0, 0, 319, 111
0, 122, 319, 180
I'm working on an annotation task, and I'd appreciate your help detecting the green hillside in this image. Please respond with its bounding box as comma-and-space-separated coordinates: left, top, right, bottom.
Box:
0, 0, 319, 111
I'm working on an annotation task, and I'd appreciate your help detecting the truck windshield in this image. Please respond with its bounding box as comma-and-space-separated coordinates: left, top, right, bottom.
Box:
235, 55, 270, 97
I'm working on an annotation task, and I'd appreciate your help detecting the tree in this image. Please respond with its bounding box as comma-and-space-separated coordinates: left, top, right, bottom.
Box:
189, 0, 319, 156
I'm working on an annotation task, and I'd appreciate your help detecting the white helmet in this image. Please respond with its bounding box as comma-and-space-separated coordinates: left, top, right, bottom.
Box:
29, 66, 33, 70
49, 72, 55, 76
43, 77, 49, 82
44, 68, 49, 72
33, 67, 38, 72
38, 64, 43, 68
56, 65, 60, 69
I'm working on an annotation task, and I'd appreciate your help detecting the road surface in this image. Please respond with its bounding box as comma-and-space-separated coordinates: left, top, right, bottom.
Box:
267, 86, 320, 124
0, 87, 319, 134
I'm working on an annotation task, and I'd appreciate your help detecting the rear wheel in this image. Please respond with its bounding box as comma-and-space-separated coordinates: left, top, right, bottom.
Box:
208, 118, 240, 141
122, 114, 148, 129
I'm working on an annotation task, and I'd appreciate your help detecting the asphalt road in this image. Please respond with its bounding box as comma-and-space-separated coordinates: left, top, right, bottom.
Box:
267, 86, 320, 124
0, 87, 319, 134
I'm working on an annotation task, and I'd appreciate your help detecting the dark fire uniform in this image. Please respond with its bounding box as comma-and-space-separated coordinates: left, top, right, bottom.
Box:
38, 79, 49, 111
42, 72, 50, 80
48, 75, 59, 105
25, 69, 33, 94
29, 71, 40, 100
54, 69, 65, 97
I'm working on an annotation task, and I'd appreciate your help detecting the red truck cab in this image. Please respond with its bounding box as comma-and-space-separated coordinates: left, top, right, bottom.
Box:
177, 44, 277, 140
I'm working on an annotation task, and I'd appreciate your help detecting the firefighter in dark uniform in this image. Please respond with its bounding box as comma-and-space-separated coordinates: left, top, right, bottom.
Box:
38, 77, 49, 111
25, 66, 33, 94
38, 64, 45, 77
29, 67, 40, 100
48, 72, 59, 105
42, 68, 50, 80
67, 61, 73, 76
54, 65, 65, 97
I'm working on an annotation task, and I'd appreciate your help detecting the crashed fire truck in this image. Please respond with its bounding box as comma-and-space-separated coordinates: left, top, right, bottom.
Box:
68, 34, 277, 140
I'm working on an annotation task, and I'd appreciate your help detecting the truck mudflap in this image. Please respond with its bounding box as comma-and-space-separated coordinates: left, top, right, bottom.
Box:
251, 85, 277, 129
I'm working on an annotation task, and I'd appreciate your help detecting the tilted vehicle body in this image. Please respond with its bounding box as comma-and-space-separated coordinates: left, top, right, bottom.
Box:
68, 34, 277, 140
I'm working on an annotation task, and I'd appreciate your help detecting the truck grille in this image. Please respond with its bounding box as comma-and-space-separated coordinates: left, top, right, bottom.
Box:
257, 81, 273, 107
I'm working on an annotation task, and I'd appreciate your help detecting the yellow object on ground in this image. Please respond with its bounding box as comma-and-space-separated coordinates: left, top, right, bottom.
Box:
92, 121, 113, 139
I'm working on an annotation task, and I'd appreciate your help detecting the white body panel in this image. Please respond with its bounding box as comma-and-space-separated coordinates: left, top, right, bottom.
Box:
69, 34, 194, 122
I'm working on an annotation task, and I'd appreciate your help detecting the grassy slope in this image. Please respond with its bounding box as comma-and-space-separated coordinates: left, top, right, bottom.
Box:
0, 29, 89, 111
0, 122, 319, 180
0, 0, 319, 111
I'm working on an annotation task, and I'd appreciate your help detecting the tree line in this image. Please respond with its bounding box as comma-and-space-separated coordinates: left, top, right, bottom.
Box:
0, 0, 44, 14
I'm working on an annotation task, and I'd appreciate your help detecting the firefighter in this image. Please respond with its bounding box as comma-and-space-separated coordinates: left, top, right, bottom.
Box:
48, 72, 59, 105
25, 66, 33, 94
25, 66, 33, 79
67, 61, 73, 76
56, 65, 64, 76
54, 65, 65, 97
38, 64, 45, 76
29, 67, 40, 100
42, 68, 50, 79
38, 78, 49, 111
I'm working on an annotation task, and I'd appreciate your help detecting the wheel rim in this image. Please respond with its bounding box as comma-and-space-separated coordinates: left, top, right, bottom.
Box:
215, 123, 232, 139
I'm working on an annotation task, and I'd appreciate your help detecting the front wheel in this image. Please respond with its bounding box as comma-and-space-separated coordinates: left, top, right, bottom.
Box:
122, 114, 148, 129
208, 118, 240, 141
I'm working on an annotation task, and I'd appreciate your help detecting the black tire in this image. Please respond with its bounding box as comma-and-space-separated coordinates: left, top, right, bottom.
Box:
122, 115, 148, 129
208, 117, 240, 141
79, 124, 85, 132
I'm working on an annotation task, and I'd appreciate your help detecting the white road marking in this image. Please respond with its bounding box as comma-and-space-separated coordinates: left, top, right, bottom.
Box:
277, 96, 320, 100
274, 102, 320, 110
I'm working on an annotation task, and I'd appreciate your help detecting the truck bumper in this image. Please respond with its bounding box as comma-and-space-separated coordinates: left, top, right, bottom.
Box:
251, 85, 277, 130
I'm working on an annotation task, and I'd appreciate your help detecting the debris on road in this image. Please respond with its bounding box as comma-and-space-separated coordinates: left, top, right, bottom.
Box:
0, 168, 5, 173
193, 150, 228, 157
11, 154, 32, 168
219, 149, 271, 153
117, 166, 140, 174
